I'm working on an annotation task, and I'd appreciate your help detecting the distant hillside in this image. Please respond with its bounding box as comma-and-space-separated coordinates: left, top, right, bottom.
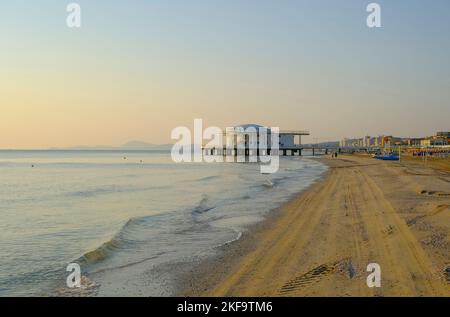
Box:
122, 140, 156, 148
121, 141, 173, 150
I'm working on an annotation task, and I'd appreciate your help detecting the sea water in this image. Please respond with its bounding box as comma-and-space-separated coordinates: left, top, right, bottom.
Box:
0, 149, 327, 296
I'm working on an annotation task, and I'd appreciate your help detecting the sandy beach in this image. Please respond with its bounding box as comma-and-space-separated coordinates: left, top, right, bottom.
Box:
181, 155, 450, 297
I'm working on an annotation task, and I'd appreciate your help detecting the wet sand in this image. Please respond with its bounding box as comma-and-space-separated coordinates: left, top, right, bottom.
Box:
180, 155, 450, 296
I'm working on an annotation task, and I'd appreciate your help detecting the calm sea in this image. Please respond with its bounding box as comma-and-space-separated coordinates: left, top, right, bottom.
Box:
0, 149, 327, 296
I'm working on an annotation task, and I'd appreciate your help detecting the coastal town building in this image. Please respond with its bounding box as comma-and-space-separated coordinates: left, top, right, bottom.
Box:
421, 137, 448, 146
407, 138, 423, 146
437, 131, 450, 138
339, 131, 450, 149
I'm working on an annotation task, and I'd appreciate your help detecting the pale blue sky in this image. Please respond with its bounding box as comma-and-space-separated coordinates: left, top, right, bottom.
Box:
1, 1, 449, 147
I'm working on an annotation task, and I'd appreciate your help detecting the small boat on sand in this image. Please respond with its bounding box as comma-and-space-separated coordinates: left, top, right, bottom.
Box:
374, 154, 399, 161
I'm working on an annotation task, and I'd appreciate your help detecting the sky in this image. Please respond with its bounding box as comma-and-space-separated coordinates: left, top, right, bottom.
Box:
1, 0, 449, 148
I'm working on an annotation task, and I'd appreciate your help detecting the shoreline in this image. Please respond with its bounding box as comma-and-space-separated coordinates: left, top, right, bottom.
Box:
178, 155, 450, 296
175, 159, 332, 296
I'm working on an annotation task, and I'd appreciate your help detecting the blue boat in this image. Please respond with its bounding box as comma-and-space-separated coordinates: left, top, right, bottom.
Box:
374, 154, 399, 161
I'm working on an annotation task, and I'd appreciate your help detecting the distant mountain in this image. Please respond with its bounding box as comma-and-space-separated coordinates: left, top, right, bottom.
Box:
122, 140, 157, 148
121, 141, 173, 150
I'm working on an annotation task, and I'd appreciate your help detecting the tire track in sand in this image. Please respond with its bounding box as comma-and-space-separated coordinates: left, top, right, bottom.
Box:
359, 170, 447, 296
208, 169, 341, 296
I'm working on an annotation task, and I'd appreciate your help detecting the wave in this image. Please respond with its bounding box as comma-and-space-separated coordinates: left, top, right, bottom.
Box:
263, 179, 275, 188
182, 175, 223, 184
80, 238, 124, 265
67, 184, 165, 198
192, 195, 216, 214
197, 175, 221, 182
76, 196, 216, 268
77, 217, 148, 265
70, 186, 120, 198
77, 196, 216, 268
220, 230, 243, 247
